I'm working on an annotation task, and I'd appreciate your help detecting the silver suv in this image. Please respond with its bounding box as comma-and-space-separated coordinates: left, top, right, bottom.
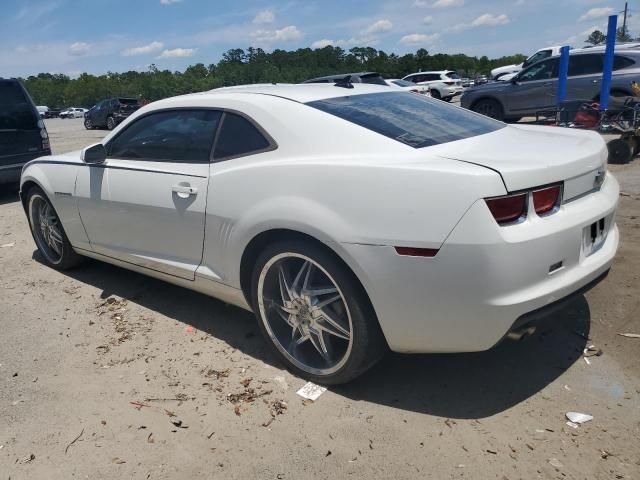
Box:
461, 50, 640, 121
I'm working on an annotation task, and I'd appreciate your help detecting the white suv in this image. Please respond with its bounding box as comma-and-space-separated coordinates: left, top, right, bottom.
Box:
402, 70, 463, 101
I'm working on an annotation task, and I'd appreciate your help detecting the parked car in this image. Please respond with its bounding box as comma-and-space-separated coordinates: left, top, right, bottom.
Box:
386, 78, 430, 95
462, 50, 640, 121
60, 107, 87, 119
84, 97, 141, 130
302, 72, 388, 85
460, 78, 474, 88
20, 84, 618, 384
401, 70, 463, 101
491, 43, 640, 81
491, 46, 563, 81
44, 108, 61, 119
36, 106, 49, 118
0, 78, 51, 185
474, 75, 489, 85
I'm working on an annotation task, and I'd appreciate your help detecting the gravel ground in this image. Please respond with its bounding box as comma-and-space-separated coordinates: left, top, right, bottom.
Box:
1, 118, 639, 480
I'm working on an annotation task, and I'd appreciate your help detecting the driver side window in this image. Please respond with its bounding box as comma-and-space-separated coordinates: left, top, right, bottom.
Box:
107, 109, 222, 163
519, 59, 558, 82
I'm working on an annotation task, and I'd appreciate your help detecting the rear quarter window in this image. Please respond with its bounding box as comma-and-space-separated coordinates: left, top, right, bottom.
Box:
307, 92, 504, 148
213, 112, 273, 160
0, 81, 38, 130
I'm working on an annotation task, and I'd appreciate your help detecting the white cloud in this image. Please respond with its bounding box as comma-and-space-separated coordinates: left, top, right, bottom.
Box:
431, 0, 464, 8
423, 16, 434, 25
579, 7, 614, 22
122, 41, 164, 56
160, 0, 182, 4
449, 13, 510, 31
399, 33, 440, 45
311, 39, 335, 49
157, 47, 197, 58
471, 13, 510, 26
251, 25, 303, 43
365, 19, 393, 34
253, 9, 275, 24
68, 42, 91, 56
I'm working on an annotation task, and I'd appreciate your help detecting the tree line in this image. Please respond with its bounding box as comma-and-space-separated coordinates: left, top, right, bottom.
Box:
20, 46, 527, 108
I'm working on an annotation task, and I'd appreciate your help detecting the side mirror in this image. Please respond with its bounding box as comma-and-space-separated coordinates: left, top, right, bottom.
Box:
81, 143, 106, 164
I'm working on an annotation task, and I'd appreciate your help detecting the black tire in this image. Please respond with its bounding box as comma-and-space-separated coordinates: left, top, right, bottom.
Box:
471, 98, 504, 121
84, 118, 93, 130
106, 116, 116, 130
430, 89, 441, 100
504, 117, 522, 123
443, 96, 452, 102
607, 138, 632, 165
26, 186, 83, 270
250, 239, 387, 385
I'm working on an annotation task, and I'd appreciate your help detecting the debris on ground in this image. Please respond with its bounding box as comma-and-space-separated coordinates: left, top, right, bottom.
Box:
18, 453, 35, 464
170, 419, 188, 428
64, 427, 84, 454
548, 458, 563, 469
584, 345, 603, 357
296, 382, 327, 401
227, 387, 272, 405
202, 368, 230, 380
0, 242, 15, 248
617, 332, 640, 338
566, 412, 593, 426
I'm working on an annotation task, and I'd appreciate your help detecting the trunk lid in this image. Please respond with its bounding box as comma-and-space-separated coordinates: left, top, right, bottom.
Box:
428, 124, 607, 192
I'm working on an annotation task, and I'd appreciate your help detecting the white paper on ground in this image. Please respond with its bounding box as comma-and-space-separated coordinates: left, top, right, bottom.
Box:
566, 412, 593, 424
296, 382, 327, 401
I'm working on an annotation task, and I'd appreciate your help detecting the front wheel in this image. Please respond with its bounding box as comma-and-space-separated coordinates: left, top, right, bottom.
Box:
26, 187, 83, 270
84, 118, 93, 130
251, 240, 386, 385
471, 98, 504, 121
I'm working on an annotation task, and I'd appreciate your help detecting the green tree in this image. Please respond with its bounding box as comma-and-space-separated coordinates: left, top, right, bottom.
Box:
585, 30, 606, 45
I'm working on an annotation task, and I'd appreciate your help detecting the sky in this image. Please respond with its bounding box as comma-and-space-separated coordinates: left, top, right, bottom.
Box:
1, 0, 638, 78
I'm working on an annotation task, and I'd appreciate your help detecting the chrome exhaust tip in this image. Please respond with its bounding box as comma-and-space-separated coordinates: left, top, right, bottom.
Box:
506, 325, 536, 341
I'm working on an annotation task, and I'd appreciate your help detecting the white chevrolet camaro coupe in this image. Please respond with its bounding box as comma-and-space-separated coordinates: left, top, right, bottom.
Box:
20, 84, 619, 384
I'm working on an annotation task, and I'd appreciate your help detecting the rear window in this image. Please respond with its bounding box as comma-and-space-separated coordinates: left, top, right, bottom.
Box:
613, 55, 634, 70
445, 72, 461, 79
307, 92, 504, 148
0, 81, 38, 130
358, 74, 388, 86
118, 98, 139, 105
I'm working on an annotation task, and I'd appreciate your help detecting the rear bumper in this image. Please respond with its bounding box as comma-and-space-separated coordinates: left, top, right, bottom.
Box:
0, 151, 49, 184
342, 172, 619, 353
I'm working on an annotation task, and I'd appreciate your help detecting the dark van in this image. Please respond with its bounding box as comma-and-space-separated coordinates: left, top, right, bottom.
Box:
0, 79, 51, 185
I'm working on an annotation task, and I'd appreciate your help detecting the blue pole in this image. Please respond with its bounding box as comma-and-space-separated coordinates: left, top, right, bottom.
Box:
600, 15, 618, 111
557, 45, 570, 106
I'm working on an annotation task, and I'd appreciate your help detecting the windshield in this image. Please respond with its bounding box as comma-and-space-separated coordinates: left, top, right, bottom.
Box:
0, 81, 38, 130
307, 92, 504, 149
390, 79, 414, 87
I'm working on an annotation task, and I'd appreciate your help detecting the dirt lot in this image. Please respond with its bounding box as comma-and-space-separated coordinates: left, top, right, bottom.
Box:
1, 118, 639, 479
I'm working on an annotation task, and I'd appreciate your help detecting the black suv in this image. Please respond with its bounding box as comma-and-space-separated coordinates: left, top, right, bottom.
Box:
0, 78, 51, 185
84, 97, 141, 130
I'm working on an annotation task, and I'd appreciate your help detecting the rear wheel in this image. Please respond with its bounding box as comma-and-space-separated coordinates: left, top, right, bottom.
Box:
471, 98, 504, 121
106, 116, 116, 130
251, 240, 386, 384
430, 89, 442, 100
26, 187, 83, 270
607, 138, 632, 164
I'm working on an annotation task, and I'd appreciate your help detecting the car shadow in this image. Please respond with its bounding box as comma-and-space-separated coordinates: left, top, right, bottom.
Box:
40, 253, 589, 419
0, 185, 20, 206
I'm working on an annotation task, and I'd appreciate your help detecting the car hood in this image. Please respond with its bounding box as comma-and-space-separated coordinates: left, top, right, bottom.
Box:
427, 124, 607, 191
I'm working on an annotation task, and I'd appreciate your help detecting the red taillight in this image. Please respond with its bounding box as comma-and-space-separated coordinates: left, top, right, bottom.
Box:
395, 246, 439, 257
532, 185, 561, 215
485, 193, 527, 225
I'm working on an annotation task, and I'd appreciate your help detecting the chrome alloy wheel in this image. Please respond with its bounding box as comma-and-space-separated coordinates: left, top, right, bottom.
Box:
257, 253, 353, 375
29, 194, 63, 264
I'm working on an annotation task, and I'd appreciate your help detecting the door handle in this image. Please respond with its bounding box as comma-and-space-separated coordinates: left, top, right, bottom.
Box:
592, 79, 599, 84
172, 184, 197, 196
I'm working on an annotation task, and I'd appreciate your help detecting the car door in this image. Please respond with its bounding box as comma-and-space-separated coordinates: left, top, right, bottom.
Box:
566, 54, 603, 102
75, 109, 222, 280
505, 58, 559, 115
